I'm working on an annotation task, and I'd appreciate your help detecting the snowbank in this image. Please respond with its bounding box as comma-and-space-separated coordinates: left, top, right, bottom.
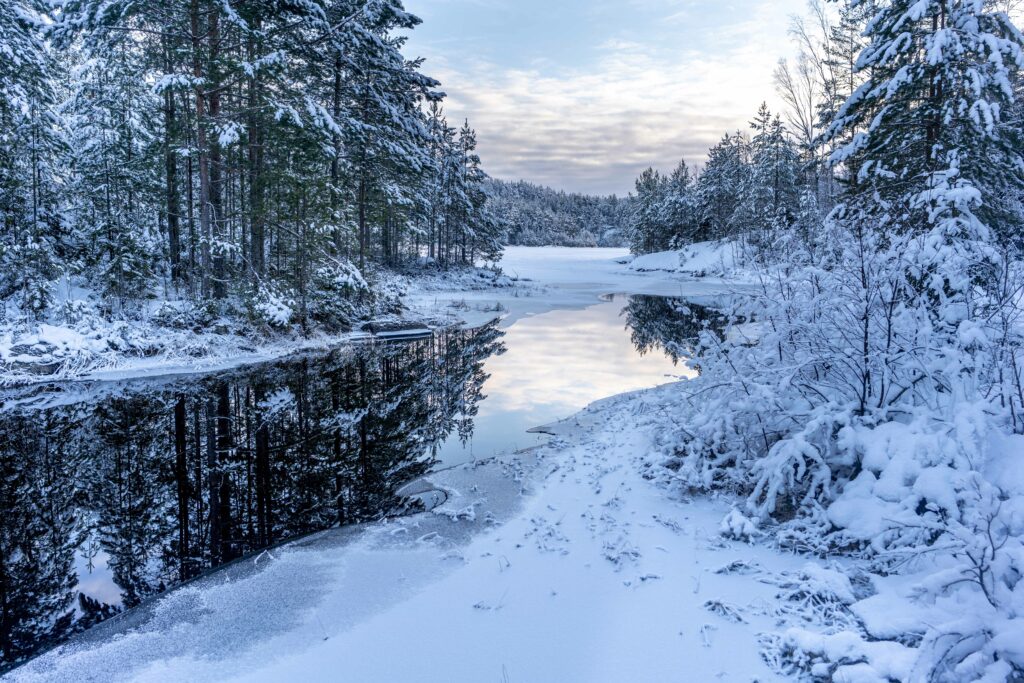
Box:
628, 240, 741, 278
629, 250, 681, 272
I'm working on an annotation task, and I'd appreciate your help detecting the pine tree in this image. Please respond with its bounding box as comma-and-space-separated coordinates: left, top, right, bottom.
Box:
734, 104, 800, 252
331, 0, 438, 267
0, 0, 64, 318
659, 158, 698, 248
458, 121, 502, 262
826, 0, 1024, 309
64, 42, 161, 311
695, 132, 749, 241
630, 167, 668, 254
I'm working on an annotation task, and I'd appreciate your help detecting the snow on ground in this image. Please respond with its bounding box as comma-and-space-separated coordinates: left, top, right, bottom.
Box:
0, 317, 404, 387
628, 240, 741, 278
8, 385, 849, 683
0, 304, 370, 387
0, 262, 512, 386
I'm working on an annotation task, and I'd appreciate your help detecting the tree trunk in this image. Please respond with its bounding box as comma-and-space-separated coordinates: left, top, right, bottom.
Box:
163, 42, 181, 282
358, 174, 367, 268
247, 29, 264, 276
330, 52, 344, 255
208, 10, 226, 299
191, 0, 213, 298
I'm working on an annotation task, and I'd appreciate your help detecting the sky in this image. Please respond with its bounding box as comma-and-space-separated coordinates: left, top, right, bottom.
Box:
402, 0, 809, 196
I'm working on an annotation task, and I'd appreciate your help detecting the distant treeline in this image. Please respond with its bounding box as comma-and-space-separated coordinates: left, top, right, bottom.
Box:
486, 179, 633, 248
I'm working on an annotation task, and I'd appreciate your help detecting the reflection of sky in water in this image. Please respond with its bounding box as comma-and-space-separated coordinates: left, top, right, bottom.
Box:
436, 296, 694, 467
75, 544, 122, 607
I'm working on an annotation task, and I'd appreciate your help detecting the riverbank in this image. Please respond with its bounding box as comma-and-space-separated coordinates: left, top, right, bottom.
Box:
0, 264, 524, 387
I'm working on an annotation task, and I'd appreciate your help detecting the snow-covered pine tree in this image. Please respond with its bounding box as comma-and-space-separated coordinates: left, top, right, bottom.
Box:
694, 132, 749, 241
733, 104, 800, 255
828, 0, 1024, 246
435, 113, 468, 265
629, 167, 669, 254
457, 120, 502, 263
659, 158, 699, 249
0, 0, 64, 318
330, 0, 438, 267
63, 41, 161, 312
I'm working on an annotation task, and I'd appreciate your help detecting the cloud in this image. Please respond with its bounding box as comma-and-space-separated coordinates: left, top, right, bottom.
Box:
409, 0, 806, 195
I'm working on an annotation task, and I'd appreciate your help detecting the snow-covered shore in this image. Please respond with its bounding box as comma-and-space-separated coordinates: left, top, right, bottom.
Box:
0, 265, 514, 387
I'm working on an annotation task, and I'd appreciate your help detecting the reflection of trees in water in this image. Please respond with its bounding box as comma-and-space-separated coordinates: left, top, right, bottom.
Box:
0, 323, 503, 667
623, 295, 725, 365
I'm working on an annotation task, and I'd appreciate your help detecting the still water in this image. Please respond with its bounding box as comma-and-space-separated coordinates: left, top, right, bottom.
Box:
0, 294, 716, 667
435, 294, 699, 465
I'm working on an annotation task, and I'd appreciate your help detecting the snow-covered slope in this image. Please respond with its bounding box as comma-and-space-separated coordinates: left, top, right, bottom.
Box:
628, 240, 741, 278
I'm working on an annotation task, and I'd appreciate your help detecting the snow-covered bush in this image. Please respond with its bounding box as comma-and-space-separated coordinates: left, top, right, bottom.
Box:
243, 281, 296, 330
720, 507, 759, 542
0, 238, 60, 317
150, 300, 218, 331
306, 258, 377, 331
665, 222, 1024, 676
907, 484, 1024, 682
